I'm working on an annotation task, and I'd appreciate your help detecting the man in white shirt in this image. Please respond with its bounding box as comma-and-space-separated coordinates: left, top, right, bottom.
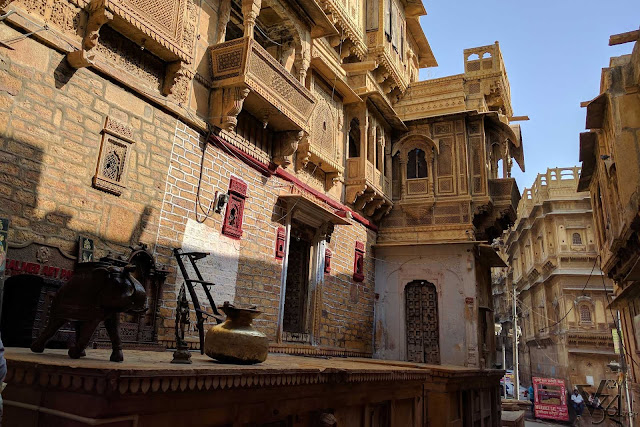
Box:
571, 389, 585, 418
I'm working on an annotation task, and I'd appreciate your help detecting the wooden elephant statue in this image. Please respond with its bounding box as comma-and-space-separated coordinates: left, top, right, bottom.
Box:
31, 261, 148, 362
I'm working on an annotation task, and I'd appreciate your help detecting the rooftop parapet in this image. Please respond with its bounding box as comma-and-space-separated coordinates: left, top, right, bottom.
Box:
517, 167, 583, 218
396, 41, 515, 121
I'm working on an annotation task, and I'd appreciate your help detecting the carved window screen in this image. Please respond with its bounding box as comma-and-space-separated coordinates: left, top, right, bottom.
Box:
222, 176, 248, 239
579, 304, 592, 324
93, 117, 135, 196
275, 227, 285, 259
105, 0, 194, 62
353, 241, 365, 282
572, 233, 583, 245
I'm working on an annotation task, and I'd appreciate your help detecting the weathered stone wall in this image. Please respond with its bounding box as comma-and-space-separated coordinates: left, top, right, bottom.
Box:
0, 23, 174, 258
373, 244, 479, 366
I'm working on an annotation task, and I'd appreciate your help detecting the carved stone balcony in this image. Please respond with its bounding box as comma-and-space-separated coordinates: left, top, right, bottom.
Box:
345, 159, 392, 220
473, 178, 520, 242
209, 37, 316, 134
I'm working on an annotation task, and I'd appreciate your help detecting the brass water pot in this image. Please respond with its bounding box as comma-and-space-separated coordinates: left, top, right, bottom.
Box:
204, 302, 268, 364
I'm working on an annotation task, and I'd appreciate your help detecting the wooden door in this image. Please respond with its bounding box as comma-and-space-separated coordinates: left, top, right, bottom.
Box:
405, 281, 440, 364
283, 237, 311, 333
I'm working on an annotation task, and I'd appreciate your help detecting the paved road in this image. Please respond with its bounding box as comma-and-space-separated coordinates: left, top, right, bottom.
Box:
525, 421, 561, 426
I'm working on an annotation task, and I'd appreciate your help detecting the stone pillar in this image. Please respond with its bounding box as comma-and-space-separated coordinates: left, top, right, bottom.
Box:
216, 0, 232, 44
399, 157, 407, 199
242, 0, 262, 38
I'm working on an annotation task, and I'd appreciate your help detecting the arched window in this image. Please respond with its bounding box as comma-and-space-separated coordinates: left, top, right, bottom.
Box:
572, 233, 582, 245
579, 304, 592, 323
407, 148, 427, 179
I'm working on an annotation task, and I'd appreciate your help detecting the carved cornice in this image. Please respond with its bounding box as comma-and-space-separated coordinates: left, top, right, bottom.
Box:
320, 1, 366, 61
4, 350, 433, 396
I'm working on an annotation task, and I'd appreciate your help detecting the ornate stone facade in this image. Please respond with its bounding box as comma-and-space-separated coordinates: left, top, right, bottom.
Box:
0, 0, 522, 423
502, 167, 616, 391
578, 30, 640, 405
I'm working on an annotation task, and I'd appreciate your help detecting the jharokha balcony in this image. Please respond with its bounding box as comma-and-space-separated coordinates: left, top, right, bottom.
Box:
473, 177, 521, 242
209, 37, 316, 134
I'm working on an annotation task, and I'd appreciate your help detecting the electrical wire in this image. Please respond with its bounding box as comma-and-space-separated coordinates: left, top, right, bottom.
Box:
535, 255, 601, 332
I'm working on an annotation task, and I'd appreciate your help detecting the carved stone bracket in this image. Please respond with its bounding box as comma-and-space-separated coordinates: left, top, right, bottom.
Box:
273, 131, 305, 168
210, 86, 250, 131
346, 184, 367, 205
67, 0, 113, 68
364, 197, 385, 217
373, 203, 393, 222
326, 171, 343, 188
354, 191, 374, 211
296, 136, 312, 171
162, 61, 188, 97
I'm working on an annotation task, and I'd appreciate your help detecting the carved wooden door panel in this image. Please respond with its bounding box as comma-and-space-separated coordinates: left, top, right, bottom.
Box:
283, 237, 310, 333
405, 281, 440, 364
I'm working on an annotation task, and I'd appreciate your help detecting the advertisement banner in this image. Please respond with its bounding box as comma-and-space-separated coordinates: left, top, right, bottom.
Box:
533, 376, 569, 421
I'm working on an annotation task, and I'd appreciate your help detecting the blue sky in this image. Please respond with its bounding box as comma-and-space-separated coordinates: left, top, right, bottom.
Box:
418, 1, 640, 191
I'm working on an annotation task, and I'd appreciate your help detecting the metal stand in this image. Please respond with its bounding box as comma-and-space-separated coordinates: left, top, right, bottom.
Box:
172, 249, 223, 355
171, 284, 192, 364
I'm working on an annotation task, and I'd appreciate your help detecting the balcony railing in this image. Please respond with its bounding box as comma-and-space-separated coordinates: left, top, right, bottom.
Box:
210, 37, 316, 132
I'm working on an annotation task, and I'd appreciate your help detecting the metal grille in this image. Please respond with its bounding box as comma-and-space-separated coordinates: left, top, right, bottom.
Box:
405, 281, 439, 364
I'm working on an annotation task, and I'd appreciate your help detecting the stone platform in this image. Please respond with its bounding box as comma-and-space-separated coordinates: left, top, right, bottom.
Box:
4, 348, 503, 426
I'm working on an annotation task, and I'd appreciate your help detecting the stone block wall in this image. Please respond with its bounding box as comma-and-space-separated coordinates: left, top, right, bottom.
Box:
0, 23, 174, 259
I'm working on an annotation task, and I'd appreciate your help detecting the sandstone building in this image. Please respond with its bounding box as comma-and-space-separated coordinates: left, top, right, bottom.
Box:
503, 167, 615, 390
0, 0, 525, 424
578, 29, 640, 408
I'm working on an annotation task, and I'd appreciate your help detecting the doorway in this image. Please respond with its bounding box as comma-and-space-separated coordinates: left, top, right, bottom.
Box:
405, 280, 440, 364
282, 220, 314, 341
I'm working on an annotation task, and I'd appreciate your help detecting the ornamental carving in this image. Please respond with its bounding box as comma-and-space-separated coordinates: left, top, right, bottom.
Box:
92, 117, 135, 196
273, 131, 304, 169
209, 37, 316, 133
67, 0, 113, 68
405, 281, 440, 364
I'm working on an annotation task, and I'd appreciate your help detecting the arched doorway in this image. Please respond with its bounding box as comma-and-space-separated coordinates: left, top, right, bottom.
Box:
405, 280, 440, 364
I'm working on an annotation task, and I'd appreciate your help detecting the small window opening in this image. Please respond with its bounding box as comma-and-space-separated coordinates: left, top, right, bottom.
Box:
407, 148, 427, 179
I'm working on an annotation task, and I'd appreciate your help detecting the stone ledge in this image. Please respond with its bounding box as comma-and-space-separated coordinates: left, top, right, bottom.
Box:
5, 348, 433, 396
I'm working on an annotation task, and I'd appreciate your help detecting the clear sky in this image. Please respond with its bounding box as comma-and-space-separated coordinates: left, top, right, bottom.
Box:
418, 1, 640, 191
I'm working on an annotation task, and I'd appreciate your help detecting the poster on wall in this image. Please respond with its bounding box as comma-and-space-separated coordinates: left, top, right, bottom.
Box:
533, 377, 569, 421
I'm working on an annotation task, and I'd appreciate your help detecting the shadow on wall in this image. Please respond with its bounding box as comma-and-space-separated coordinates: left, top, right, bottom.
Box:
0, 135, 374, 352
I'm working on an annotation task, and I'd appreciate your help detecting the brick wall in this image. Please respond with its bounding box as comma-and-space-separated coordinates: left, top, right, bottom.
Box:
155, 121, 376, 354
0, 24, 174, 259
0, 21, 376, 357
